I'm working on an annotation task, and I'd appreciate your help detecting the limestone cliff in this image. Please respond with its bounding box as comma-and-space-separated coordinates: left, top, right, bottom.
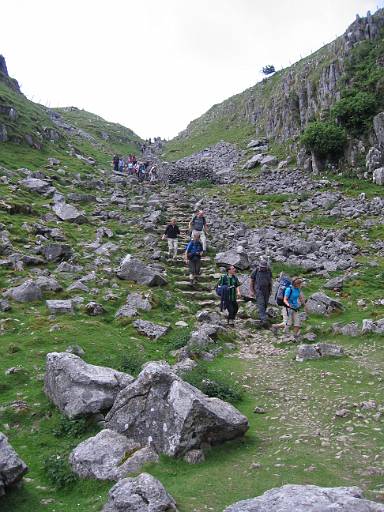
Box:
174, 9, 384, 147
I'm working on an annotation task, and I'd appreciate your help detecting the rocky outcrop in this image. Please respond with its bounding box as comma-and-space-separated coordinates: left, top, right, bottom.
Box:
0, 432, 28, 496
102, 473, 178, 512
175, 10, 384, 146
44, 352, 134, 418
105, 362, 248, 457
224, 484, 384, 511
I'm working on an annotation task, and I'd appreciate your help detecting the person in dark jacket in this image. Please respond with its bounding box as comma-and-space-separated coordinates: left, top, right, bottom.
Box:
113, 155, 119, 172
184, 233, 203, 284
249, 259, 272, 326
162, 218, 180, 259
218, 265, 241, 326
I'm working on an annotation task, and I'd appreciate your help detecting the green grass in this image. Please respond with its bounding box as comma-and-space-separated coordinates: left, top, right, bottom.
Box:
163, 120, 255, 161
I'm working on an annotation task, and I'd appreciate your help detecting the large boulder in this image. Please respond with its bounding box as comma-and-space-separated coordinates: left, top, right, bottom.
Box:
105, 362, 248, 458
0, 432, 28, 496
102, 473, 178, 512
53, 203, 87, 223
116, 255, 167, 286
69, 429, 158, 480
18, 177, 55, 195
4, 279, 43, 302
44, 352, 134, 418
41, 243, 72, 262
305, 292, 343, 315
215, 249, 249, 270
46, 299, 74, 314
224, 484, 384, 511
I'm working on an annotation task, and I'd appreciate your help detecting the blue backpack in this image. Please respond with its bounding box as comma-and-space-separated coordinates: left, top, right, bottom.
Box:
275, 276, 292, 306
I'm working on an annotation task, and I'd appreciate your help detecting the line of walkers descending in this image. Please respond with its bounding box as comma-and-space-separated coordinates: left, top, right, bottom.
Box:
112, 154, 158, 182
216, 259, 307, 337
161, 206, 307, 337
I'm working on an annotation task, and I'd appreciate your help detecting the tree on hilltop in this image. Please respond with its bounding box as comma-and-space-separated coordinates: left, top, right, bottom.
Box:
262, 65, 275, 75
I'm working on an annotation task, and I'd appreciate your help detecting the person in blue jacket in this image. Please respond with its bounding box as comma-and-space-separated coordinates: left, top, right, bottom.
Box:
184, 232, 203, 284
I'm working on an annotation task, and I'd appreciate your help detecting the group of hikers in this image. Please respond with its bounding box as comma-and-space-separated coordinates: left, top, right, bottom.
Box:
112, 155, 158, 182
162, 211, 307, 336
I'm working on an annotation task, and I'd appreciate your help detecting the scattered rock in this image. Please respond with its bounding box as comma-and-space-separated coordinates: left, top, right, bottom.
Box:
224, 484, 384, 511
132, 319, 169, 340
102, 473, 178, 512
116, 255, 167, 286
69, 429, 158, 480
215, 248, 249, 270
4, 279, 43, 303
0, 432, 28, 496
44, 352, 134, 418
305, 292, 343, 315
52, 203, 87, 223
183, 449, 205, 464
85, 302, 105, 316
46, 299, 74, 314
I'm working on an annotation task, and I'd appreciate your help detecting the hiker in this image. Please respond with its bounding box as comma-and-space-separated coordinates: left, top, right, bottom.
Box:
162, 217, 180, 259
189, 210, 208, 252
149, 165, 158, 182
113, 155, 119, 172
118, 158, 124, 172
217, 265, 241, 327
184, 232, 203, 284
138, 162, 146, 182
249, 259, 272, 327
272, 276, 306, 339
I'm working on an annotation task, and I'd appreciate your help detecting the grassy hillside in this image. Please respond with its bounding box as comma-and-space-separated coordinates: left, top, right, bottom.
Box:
0, 72, 143, 172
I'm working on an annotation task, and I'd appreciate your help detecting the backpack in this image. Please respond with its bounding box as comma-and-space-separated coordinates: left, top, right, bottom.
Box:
275, 276, 292, 306
192, 216, 205, 232
251, 264, 272, 290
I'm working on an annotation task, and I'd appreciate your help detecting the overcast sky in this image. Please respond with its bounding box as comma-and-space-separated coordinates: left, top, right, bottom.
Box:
1, 0, 382, 139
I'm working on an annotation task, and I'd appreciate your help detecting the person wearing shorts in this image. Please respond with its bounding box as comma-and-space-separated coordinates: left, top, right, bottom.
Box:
272, 277, 306, 340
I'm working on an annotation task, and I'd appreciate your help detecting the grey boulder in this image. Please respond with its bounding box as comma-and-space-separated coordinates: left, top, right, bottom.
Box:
133, 319, 169, 340
44, 352, 134, 418
4, 279, 43, 302
85, 302, 105, 316
224, 484, 384, 511
116, 255, 167, 286
53, 202, 87, 223
41, 243, 72, 262
105, 362, 248, 457
102, 473, 178, 512
296, 343, 344, 362
46, 299, 74, 314
243, 154, 264, 170
333, 322, 361, 336
69, 429, 158, 480
215, 249, 249, 270
0, 432, 28, 496
305, 292, 343, 315
362, 318, 384, 334
19, 177, 54, 195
